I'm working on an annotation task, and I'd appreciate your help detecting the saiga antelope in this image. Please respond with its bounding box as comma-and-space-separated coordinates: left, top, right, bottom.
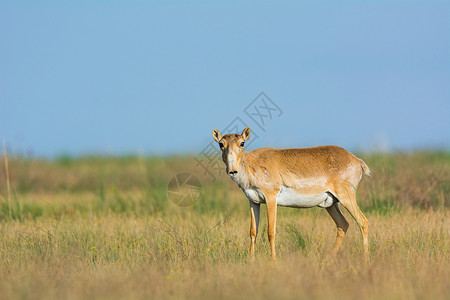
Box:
212, 127, 370, 260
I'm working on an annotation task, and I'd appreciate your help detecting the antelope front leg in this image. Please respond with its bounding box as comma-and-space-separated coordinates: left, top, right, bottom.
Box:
265, 192, 278, 260
249, 201, 260, 260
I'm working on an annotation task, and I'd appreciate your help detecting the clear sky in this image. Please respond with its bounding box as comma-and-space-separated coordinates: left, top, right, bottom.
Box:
1, 1, 449, 157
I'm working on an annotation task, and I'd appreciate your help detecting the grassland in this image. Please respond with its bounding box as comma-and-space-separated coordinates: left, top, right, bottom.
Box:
0, 152, 449, 299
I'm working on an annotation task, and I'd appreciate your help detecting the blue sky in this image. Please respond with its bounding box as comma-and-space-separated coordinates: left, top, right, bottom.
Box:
1, 1, 449, 157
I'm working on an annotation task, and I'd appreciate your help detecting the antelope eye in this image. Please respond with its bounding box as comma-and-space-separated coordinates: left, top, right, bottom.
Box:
219, 143, 224, 148
240, 142, 245, 147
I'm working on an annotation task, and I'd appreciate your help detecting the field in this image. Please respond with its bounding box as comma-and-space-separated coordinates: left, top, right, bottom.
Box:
0, 152, 449, 299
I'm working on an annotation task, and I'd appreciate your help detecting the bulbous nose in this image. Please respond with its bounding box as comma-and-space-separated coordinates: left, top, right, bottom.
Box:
228, 170, 238, 175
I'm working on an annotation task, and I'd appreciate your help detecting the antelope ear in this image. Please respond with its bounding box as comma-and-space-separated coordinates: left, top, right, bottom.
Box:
241, 127, 251, 141
212, 129, 223, 143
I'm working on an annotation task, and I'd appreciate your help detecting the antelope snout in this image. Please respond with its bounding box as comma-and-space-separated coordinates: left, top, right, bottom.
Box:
226, 154, 240, 176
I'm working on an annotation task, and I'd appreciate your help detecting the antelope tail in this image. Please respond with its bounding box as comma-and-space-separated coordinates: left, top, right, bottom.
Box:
359, 159, 371, 176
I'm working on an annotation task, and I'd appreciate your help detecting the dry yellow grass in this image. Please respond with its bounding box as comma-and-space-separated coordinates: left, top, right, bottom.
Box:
0, 206, 448, 299
0, 153, 449, 299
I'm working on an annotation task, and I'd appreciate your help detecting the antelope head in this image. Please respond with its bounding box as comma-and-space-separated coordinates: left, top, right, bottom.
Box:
212, 127, 251, 176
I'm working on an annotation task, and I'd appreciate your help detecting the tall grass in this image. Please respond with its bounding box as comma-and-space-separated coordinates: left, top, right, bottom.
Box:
0, 152, 448, 299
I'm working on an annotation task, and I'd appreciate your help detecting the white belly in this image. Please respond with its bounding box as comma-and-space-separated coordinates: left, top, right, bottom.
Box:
276, 186, 334, 208
243, 186, 334, 208
243, 188, 266, 204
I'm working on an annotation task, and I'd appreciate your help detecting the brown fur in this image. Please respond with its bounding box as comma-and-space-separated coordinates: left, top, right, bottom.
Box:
212, 127, 370, 261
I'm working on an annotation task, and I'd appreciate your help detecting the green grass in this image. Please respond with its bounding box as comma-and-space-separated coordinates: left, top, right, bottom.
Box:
284, 223, 312, 255
0, 151, 448, 299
